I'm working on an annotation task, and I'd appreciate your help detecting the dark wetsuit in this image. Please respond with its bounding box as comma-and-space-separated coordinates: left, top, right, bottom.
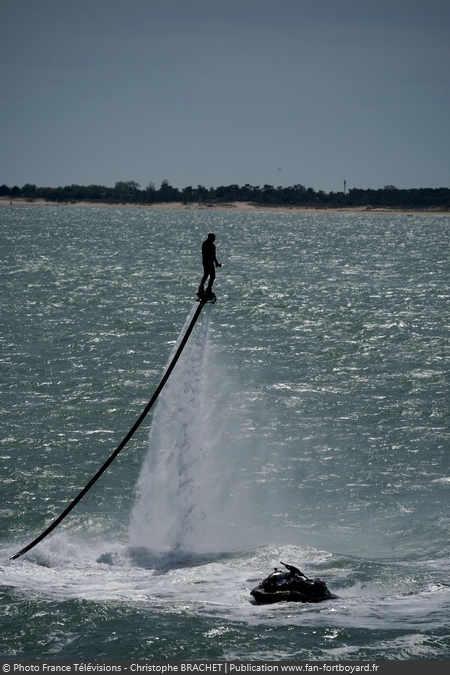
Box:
200, 237, 219, 291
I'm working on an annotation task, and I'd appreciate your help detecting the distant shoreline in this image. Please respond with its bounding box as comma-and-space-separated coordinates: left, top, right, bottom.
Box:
1, 196, 449, 216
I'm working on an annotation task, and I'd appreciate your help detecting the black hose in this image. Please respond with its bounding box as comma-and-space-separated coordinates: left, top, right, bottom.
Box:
10, 301, 206, 560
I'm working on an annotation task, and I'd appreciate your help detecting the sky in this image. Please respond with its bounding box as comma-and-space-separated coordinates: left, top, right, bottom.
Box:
1, 0, 449, 193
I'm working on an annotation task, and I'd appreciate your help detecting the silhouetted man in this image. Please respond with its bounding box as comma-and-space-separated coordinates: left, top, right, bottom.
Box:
198, 232, 221, 299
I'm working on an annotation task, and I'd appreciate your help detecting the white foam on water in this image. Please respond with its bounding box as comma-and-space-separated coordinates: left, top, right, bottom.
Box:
2, 538, 449, 638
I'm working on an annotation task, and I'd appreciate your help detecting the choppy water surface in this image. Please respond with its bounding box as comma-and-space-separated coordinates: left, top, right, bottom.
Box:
1, 205, 449, 659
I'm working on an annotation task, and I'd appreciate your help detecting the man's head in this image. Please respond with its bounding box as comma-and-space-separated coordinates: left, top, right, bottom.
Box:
207, 232, 216, 241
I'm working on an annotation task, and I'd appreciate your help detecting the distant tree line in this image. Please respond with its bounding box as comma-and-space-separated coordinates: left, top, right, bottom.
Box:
1, 180, 449, 210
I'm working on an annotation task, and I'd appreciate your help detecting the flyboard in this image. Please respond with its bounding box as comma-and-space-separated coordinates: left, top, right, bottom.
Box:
196, 287, 216, 304
10, 290, 216, 560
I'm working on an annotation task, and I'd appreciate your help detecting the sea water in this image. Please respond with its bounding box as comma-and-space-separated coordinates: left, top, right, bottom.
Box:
1, 204, 449, 660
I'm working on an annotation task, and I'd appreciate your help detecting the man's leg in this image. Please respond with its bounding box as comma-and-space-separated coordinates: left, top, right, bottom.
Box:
206, 265, 216, 291
199, 267, 209, 293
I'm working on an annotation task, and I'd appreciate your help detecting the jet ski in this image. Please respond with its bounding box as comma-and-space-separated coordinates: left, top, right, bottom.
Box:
250, 562, 338, 604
